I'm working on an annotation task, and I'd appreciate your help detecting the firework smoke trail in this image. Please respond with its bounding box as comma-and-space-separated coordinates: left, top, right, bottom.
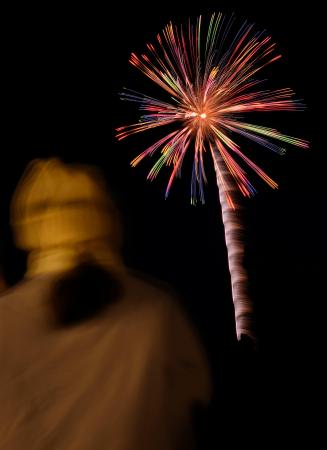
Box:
116, 14, 308, 340
211, 145, 252, 340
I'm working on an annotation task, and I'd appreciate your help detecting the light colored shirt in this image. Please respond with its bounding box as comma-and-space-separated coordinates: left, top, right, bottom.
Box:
0, 271, 211, 450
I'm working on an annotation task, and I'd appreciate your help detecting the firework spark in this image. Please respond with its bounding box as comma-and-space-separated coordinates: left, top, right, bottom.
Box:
116, 13, 308, 339
117, 13, 308, 206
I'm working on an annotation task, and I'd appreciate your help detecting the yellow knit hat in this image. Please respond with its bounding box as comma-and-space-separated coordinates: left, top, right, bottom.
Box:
11, 159, 123, 276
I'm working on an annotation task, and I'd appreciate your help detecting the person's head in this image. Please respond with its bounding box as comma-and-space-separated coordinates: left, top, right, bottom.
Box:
11, 158, 124, 326
11, 158, 123, 276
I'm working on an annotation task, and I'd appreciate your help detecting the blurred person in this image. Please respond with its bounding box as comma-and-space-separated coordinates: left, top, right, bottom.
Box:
0, 267, 7, 293
0, 242, 7, 292
0, 158, 211, 450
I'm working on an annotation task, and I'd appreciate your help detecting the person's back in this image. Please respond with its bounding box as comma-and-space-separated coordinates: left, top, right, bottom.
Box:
0, 159, 211, 450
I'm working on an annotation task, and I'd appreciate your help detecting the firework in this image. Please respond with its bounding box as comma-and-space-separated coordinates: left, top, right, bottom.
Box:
117, 13, 308, 340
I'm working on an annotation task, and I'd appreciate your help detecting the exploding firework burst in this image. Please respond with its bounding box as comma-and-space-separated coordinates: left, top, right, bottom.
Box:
116, 13, 308, 340
117, 13, 308, 207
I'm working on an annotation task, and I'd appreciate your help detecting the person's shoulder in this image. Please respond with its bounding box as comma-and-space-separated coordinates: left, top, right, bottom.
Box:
0, 278, 29, 306
127, 269, 174, 293
123, 269, 181, 316
0, 275, 54, 314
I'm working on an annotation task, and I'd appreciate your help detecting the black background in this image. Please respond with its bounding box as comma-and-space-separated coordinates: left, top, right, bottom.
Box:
1, 1, 322, 447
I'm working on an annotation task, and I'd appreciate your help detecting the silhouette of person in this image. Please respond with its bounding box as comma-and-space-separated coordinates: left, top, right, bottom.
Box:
0, 158, 212, 450
0, 266, 7, 293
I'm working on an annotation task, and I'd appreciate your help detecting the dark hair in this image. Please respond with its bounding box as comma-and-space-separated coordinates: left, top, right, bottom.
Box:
49, 261, 122, 327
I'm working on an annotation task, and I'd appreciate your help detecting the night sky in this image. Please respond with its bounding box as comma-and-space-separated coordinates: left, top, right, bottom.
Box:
1, 1, 322, 447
